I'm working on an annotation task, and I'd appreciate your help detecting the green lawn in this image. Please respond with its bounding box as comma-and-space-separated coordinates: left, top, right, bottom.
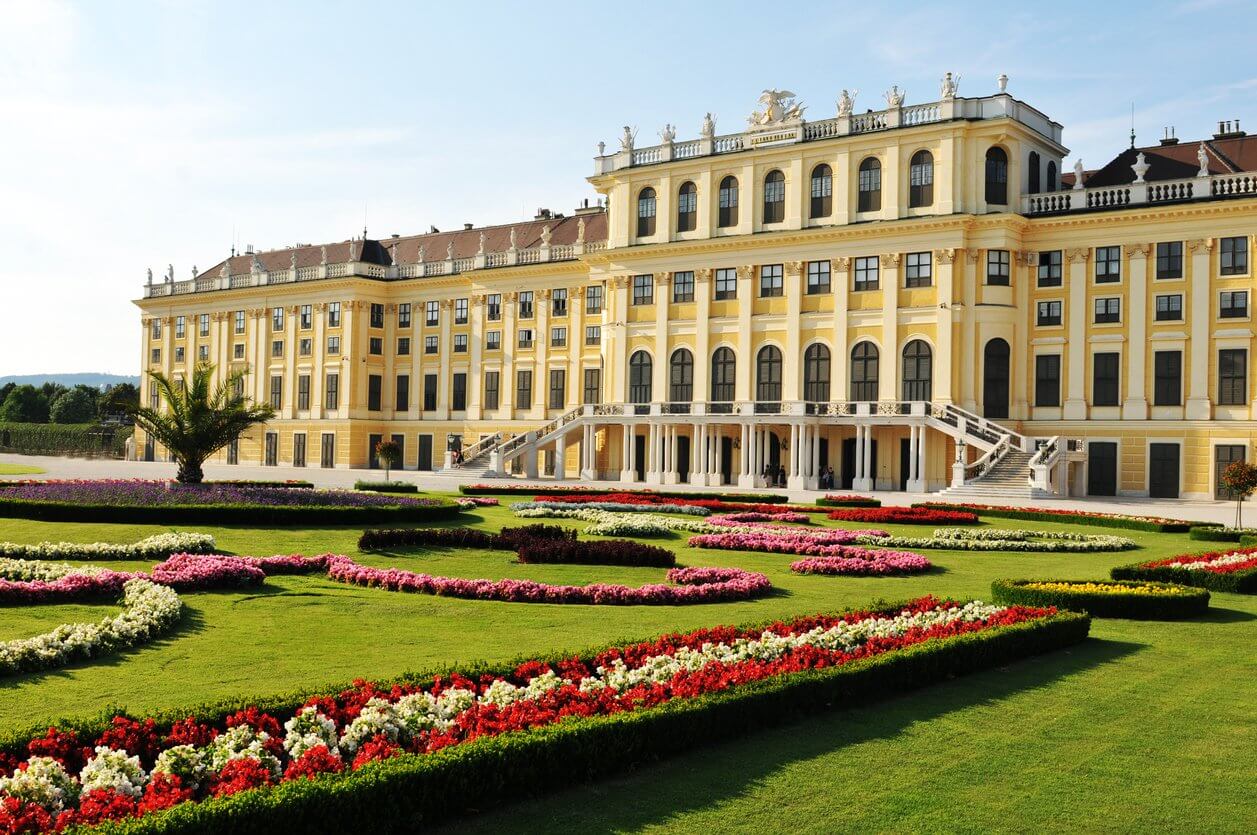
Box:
1, 500, 1254, 832
0, 462, 44, 475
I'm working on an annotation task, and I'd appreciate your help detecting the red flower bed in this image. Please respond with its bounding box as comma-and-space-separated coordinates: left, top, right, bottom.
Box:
916, 502, 1193, 532
826, 507, 978, 525
544, 493, 828, 515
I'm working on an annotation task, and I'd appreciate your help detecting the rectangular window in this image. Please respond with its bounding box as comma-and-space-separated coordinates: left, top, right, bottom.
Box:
1156, 242, 1183, 279
518, 291, 534, 319
270, 374, 283, 409
551, 289, 567, 316
1155, 294, 1183, 321
516, 370, 532, 408
264, 433, 277, 467
486, 331, 501, 350
1034, 354, 1061, 407
292, 434, 306, 468
300, 305, 312, 329
1095, 246, 1121, 283
487, 294, 502, 321
327, 336, 340, 355
550, 327, 567, 348
585, 325, 601, 346
904, 252, 932, 288
1221, 236, 1249, 276
150, 319, 162, 339
197, 345, 209, 361
271, 339, 284, 358
484, 371, 500, 410
453, 334, 468, 353
518, 329, 534, 348
325, 374, 339, 409
369, 337, 382, 355
297, 374, 310, 410
714, 268, 737, 300
455, 298, 468, 324
370, 303, 384, 328
299, 338, 312, 357
583, 368, 601, 404
150, 348, 161, 364
398, 303, 411, 328
272, 307, 284, 331
1092, 352, 1120, 406
321, 433, 335, 468
1219, 349, 1248, 405
452, 373, 467, 411
672, 271, 695, 302
326, 303, 340, 328
424, 301, 439, 326
367, 374, 382, 411
199, 313, 209, 337
395, 374, 409, 411
1153, 351, 1182, 406
1221, 290, 1249, 319
397, 337, 410, 355
807, 260, 831, 294
1037, 250, 1063, 287
986, 250, 1010, 285
759, 264, 783, 297
175, 315, 186, 339
233, 343, 244, 360
175, 346, 185, 363
549, 369, 566, 408
585, 285, 603, 314
423, 374, 437, 410
1037, 300, 1062, 326
854, 256, 879, 291
1094, 297, 1121, 324
632, 274, 654, 305
234, 310, 246, 333
424, 336, 438, 354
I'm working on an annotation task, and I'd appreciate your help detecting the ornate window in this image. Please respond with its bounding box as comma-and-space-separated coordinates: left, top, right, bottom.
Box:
1047, 160, 1059, 191
677, 181, 697, 232
902, 340, 933, 401
850, 342, 879, 401
909, 151, 934, 207
629, 351, 652, 403
636, 187, 657, 237
756, 345, 783, 403
710, 348, 736, 402
985, 147, 1008, 205
804, 344, 831, 402
669, 349, 694, 403
810, 164, 832, 218
1028, 151, 1041, 194
718, 176, 739, 227
763, 170, 785, 223
858, 158, 881, 212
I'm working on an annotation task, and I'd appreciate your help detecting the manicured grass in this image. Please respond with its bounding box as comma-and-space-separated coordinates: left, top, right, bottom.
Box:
0, 496, 1253, 831
0, 462, 44, 475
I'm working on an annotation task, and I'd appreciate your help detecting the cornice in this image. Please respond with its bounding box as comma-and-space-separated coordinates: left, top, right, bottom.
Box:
1024, 196, 1257, 231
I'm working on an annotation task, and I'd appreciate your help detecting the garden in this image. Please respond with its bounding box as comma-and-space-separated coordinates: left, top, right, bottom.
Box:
0, 481, 1252, 832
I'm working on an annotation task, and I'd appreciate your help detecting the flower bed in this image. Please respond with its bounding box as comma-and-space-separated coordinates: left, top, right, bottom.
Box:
0, 532, 215, 563
705, 511, 810, 524
514, 538, 676, 568
0, 597, 1089, 832
351, 481, 418, 494
204, 480, 315, 489
1111, 547, 1257, 593
0, 481, 465, 525
914, 502, 1194, 533
815, 494, 882, 508
863, 528, 1137, 553
459, 484, 790, 503
826, 507, 978, 525
1186, 525, 1255, 543
540, 492, 828, 515
358, 525, 675, 568
521, 499, 713, 517
991, 578, 1210, 619
790, 549, 932, 576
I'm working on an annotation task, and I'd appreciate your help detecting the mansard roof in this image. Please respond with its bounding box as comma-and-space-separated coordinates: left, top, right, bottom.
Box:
1084, 135, 1257, 187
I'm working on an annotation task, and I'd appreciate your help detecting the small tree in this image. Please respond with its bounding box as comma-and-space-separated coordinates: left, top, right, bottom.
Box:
129, 363, 275, 484
0, 385, 50, 423
375, 439, 402, 481
49, 387, 98, 424
1221, 461, 1257, 530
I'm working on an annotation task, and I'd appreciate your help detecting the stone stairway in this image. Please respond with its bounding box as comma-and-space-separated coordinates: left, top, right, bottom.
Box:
937, 449, 1037, 499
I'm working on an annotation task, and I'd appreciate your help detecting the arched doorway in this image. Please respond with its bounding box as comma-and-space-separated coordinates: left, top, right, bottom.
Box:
983, 339, 1010, 419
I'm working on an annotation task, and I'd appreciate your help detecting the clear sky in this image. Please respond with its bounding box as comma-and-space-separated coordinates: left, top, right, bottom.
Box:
1, 0, 1254, 376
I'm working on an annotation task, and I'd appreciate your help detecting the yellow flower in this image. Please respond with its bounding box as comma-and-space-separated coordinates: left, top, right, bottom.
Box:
1021, 581, 1186, 596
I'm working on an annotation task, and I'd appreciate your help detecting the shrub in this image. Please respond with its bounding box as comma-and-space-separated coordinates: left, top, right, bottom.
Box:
352, 481, 419, 494
357, 525, 573, 553
992, 578, 1210, 619
1187, 525, 1253, 543
915, 502, 1194, 533
0, 422, 130, 459
515, 538, 676, 568
815, 495, 882, 508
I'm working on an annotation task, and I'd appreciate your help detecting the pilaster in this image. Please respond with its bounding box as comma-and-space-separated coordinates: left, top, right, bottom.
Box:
832, 257, 850, 400
1063, 248, 1089, 419
879, 252, 901, 400
934, 250, 956, 403
784, 261, 803, 400
735, 265, 755, 400
1123, 244, 1150, 419
1186, 238, 1214, 419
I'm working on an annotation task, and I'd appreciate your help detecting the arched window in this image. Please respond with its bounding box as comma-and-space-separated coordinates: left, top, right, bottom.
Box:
1047, 160, 1058, 191
858, 157, 882, 212
710, 347, 736, 403
902, 340, 933, 401
983, 339, 1010, 419
763, 169, 785, 223
909, 151, 934, 208
804, 344, 831, 402
677, 181, 697, 233
629, 351, 652, 404
1028, 151, 1041, 194
636, 187, 657, 237
985, 147, 1008, 205
756, 345, 783, 403
669, 348, 694, 403
718, 176, 739, 227
810, 164, 833, 218
850, 342, 879, 401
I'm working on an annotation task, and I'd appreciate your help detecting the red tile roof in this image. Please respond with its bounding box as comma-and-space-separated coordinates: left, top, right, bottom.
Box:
1082, 136, 1257, 188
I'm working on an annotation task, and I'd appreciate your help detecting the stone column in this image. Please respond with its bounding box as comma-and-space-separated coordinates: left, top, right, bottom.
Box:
1186, 238, 1214, 419
918, 426, 928, 491
853, 425, 872, 492
535, 290, 550, 419
879, 253, 901, 401
810, 424, 821, 487
554, 432, 566, 481
1063, 248, 1090, 419
934, 250, 956, 404
1123, 244, 1150, 419
619, 424, 634, 482
788, 423, 801, 488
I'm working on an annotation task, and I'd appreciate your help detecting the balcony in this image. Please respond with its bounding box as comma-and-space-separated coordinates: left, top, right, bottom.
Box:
1022, 170, 1257, 216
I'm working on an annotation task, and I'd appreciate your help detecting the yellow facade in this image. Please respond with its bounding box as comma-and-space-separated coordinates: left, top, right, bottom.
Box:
135, 86, 1257, 498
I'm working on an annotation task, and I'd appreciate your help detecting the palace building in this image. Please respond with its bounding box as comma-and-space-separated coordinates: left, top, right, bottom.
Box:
134, 76, 1257, 500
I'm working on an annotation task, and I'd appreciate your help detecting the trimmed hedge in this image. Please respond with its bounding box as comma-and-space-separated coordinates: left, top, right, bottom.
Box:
16, 604, 1089, 834
353, 481, 419, 494
0, 497, 465, 526
0, 421, 130, 458
206, 480, 315, 489
915, 502, 1194, 533
516, 537, 676, 568
815, 496, 882, 508
992, 578, 1210, 620
459, 484, 789, 503
1187, 525, 1252, 542
1111, 558, 1257, 594
358, 524, 571, 552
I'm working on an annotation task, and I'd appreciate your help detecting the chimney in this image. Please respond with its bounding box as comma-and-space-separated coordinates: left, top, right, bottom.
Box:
1214, 119, 1247, 139
534, 208, 552, 220
428, 225, 439, 233
390, 233, 399, 239
463, 223, 474, 230
1160, 126, 1178, 146
245, 244, 254, 255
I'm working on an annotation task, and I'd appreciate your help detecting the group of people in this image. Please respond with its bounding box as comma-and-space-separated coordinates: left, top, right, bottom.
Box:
758, 465, 837, 489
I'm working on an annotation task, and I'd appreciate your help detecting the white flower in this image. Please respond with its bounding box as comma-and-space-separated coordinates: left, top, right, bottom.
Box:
79, 746, 148, 798
152, 744, 209, 791
206, 724, 280, 777
0, 532, 214, 562
283, 707, 339, 758
0, 756, 80, 812
339, 698, 405, 753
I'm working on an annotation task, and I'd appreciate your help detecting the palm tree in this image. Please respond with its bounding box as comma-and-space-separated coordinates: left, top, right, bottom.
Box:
130, 363, 275, 484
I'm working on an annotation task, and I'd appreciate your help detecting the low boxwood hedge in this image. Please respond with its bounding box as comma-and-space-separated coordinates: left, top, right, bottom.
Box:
991, 578, 1209, 620
357, 524, 672, 566
516, 537, 676, 568
1187, 525, 1255, 542
459, 484, 788, 503
914, 502, 1193, 533
0, 497, 465, 526
21, 604, 1088, 834
815, 497, 882, 508
353, 481, 419, 494
1111, 558, 1257, 594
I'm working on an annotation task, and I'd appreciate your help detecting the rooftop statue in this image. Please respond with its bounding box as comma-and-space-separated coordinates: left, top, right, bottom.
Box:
884, 86, 905, 108
836, 89, 858, 117
1073, 159, 1086, 190
1197, 142, 1210, 176
940, 72, 960, 100
619, 125, 636, 152
700, 112, 715, 139
748, 89, 805, 127
659, 123, 677, 143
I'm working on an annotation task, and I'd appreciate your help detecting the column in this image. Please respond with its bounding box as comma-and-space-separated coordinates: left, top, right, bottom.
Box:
647, 423, 659, 484
960, 250, 979, 412
1063, 248, 1089, 419
468, 295, 484, 419
567, 287, 583, 410
1186, 239, 1214, 419
736, 265, 755, 401
832, 257, 850, 402
809, 424, 821, 487
620, 424, 634, 482
784, 262, 803, 401
1122, 244, 1150, 419
611, 277, 629, 403
918, 426, 928, 491
788, 423, 801, 489
554, 433, 566, 481
906, 425, 921, 492
935, 250, 956, 404
739, 423, 751, 486
502, 293, 517, 413
283, 306, 297, 419
865, 425, 874, 487
879, 253, 900, 402
654, 274, 671, 404
437, 298, 452, 418
535, 290, 550, 419
853, 425, 872, 491
694, 270, 712, 407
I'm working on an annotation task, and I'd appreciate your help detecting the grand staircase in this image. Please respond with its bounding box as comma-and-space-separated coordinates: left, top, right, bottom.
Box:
937, 448, 1038, 499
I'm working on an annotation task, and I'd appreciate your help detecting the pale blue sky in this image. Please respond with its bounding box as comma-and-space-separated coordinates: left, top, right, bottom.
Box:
1, 0, 1254, 375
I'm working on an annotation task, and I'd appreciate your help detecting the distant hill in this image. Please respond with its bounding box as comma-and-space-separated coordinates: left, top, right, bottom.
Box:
0, 373, 140, 389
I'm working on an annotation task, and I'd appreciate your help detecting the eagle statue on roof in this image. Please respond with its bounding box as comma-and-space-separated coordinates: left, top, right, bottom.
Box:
748, 89, 806, 127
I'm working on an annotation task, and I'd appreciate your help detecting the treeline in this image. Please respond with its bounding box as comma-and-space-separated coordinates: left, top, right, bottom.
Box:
0, 381, 138, 424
